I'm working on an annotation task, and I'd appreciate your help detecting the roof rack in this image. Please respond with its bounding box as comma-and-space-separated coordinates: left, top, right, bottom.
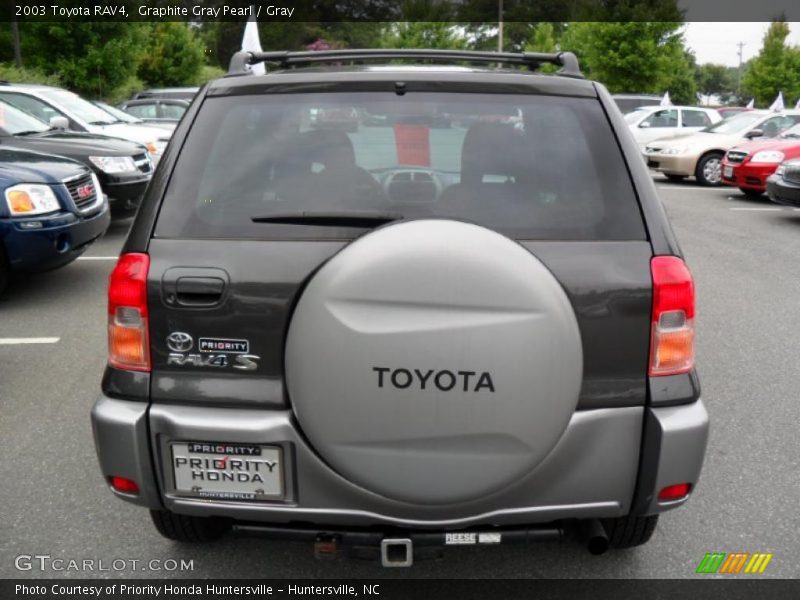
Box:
227, 49, 583, 79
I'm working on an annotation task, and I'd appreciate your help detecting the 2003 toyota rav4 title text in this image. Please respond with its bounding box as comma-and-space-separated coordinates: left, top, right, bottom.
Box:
91, 48, 709, 567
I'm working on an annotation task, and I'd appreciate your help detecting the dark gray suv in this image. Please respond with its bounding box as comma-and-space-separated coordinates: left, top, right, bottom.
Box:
91, 49, 708, 566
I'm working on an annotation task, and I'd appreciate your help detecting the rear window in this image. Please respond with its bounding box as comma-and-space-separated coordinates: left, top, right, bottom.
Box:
155, 92, 645, 241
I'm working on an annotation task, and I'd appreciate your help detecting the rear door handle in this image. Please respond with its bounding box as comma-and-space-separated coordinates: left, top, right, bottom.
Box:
162, 267, 229, 308
175, 277, 225, 306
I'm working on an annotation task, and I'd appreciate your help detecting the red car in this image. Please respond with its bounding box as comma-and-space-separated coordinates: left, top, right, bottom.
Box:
721, 124, 800, 196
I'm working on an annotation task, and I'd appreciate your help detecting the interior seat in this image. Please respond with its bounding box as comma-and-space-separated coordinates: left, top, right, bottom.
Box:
437, 123, 535, 227
303, 129, 384, 208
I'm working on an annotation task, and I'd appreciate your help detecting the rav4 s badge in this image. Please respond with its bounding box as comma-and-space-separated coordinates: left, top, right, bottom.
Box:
168, 353, 260, 371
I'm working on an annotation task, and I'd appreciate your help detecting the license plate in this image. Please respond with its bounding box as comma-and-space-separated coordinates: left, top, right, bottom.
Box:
171, 442, 283, 501
724, 166, 733, 179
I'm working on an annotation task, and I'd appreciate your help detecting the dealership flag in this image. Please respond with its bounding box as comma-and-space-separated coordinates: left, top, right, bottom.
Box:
769, 92, 784, 112
660, 92, 672, 106
241, 10, 265, 75
746, 98, 755, 109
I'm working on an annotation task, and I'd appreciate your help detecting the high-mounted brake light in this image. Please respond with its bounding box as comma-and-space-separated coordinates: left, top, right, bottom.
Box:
108, 253, 150, 372
649, 256, 695, 376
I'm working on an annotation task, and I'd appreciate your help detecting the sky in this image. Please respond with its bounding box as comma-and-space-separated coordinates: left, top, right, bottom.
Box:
683, 22, 800, 66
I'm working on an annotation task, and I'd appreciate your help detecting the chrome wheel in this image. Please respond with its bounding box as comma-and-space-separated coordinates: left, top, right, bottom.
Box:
696, 154, 722, 185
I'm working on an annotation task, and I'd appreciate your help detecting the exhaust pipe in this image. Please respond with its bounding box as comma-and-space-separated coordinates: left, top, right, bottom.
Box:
580, 519, 609, 555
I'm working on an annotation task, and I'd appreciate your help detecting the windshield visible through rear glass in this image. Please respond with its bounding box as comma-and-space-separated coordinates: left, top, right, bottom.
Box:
154, 92, 645, 241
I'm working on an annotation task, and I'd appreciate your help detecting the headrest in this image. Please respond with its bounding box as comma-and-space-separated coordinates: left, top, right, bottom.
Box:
303, 129, 356, 167
460, 123, 527, 186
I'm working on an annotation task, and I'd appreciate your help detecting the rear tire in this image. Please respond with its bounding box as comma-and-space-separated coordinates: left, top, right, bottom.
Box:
150, 509, 230, 542
602, 514, 659, 549
665, 174, 686, 182
739, 188, 764, 198
695, 152, 724, 186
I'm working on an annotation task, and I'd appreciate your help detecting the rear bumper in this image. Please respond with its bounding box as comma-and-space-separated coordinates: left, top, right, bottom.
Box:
721, 161, 776, 191
91, 396, 708, 526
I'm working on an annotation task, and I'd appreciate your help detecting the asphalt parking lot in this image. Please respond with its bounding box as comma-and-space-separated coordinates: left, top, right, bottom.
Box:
1, 179, 799, 579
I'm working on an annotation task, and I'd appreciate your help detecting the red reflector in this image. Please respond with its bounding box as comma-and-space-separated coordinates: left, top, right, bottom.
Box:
110, 476, 140, 495
658, 483, 691, 501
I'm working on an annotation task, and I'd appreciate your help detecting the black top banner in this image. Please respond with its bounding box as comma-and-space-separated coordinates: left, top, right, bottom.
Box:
1, 0, 800, 22
3, 579, 800, 600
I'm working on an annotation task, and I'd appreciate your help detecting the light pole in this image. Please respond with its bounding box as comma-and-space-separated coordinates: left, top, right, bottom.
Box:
736, 41, 745, 99
497, 0, 503, 52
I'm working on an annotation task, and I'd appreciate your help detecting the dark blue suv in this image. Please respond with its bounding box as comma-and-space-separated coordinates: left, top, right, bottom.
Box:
0, 146, 110, 293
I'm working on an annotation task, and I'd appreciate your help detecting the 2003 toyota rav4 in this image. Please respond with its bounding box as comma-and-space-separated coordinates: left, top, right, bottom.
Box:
91, 49, 709, 566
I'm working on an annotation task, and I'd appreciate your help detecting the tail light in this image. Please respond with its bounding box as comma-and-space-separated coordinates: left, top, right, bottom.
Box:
649, 256, 695, 376
108, 253, 150, 372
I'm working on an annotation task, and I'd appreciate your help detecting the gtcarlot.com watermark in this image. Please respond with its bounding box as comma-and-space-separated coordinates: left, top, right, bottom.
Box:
14, 554, 194, 572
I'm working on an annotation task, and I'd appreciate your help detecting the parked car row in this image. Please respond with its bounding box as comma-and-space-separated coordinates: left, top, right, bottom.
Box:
621, 100, 800, 206
0, 101, 153, 216
0, 84, 199, 294
0, 84, 172, 163
640, 110, 800, 185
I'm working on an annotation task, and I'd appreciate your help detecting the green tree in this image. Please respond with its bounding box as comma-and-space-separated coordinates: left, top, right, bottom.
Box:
459, 0, 681, 51
137, 23, 205, 87
561, 22, 696, 104
741, 21, 800, 106
695, 63, 736, 102
525, 22, 557, 53
380, 22, 467, 49
524, 23, 558, 73
19, 22, 148, 98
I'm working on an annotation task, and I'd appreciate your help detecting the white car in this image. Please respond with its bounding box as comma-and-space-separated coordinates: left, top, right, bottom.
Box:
0, 84, 171, 164
624, 106, 722, 150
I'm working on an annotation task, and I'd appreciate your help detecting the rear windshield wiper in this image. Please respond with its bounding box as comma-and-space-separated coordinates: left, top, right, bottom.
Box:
251, 211, 402, 228
13, 130, 46, 136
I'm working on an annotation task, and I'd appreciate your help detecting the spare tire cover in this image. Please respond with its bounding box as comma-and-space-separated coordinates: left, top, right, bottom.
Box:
285, 220, 583, 504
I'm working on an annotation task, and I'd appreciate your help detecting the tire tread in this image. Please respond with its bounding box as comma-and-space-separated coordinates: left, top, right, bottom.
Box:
150, 509, 229, 542
603, 514, 659, 548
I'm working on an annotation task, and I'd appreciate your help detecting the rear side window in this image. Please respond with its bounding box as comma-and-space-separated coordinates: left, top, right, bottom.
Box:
642, 109, 678, 128
126, 103, 158, 119
155, 92, 645, 241
160, 103, 186, 119
682, 110, 711, 128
